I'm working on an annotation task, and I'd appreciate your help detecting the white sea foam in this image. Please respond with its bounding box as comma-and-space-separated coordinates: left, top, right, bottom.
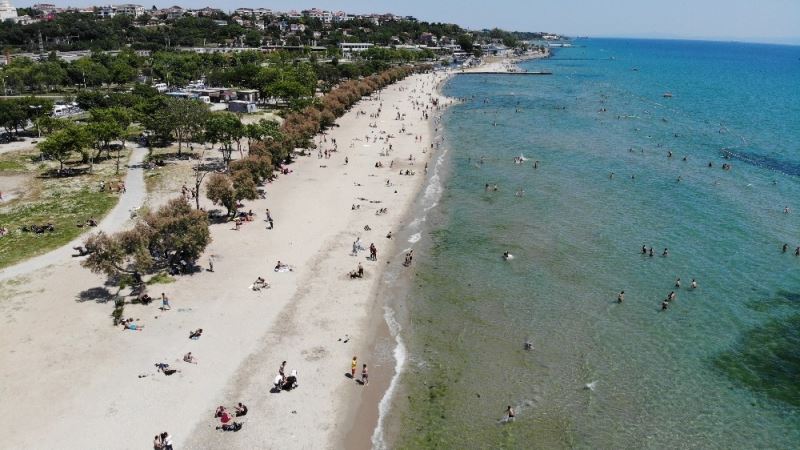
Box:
408, 232, 421, 243
371, 306, 407, 450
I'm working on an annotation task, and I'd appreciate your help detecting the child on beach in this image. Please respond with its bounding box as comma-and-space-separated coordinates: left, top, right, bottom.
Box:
161, 293, 171, 311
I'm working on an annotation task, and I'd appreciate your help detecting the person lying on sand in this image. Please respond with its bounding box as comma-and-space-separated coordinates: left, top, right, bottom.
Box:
189, 328, 203, 340
252, 277, 269, 291
274, 261, 292, 272
121, 319, 144, 331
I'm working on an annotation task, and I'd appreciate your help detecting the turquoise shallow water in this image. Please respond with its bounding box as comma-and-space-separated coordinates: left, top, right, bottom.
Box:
392, 39, 800, 448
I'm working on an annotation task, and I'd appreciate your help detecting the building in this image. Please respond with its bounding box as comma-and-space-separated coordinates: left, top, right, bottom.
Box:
236, 89, 258, 103
338, 42, 374, 54
228, 100, 257, 113
95, 4, 144, 18
116, 4, 144, 17
95, 5, 115, 18
32, 3, 57, 12
0, 0, 19, 22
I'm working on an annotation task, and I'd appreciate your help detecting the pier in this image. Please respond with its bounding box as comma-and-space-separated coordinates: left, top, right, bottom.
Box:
459, 71, 553, 75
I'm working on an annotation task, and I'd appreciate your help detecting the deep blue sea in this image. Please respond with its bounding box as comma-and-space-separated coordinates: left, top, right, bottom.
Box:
390, 39, 800, 448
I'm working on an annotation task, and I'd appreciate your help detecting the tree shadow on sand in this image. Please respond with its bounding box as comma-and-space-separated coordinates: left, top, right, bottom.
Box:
76, 286, 114, 303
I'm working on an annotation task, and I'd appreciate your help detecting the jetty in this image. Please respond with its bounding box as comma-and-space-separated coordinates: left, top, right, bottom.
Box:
460, 71, 553, 75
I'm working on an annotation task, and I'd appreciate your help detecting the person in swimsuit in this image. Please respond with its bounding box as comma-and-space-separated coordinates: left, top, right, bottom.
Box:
617, 291, 624, 303
361, 364, 369, 386
505, 405, 515, 422
351, 356, 358, 378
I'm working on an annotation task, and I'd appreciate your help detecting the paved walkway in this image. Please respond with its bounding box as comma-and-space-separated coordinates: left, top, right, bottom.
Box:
0, 145, 148, 282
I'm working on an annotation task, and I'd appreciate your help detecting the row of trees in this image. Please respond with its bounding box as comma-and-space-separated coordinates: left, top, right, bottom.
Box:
0, 10, 475, 53
1, 49, 412, 103
0, 96, 53, 135
204, 65, 423, 216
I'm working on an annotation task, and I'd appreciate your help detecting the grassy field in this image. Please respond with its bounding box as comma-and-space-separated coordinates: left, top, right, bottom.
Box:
0, 147, 129, 269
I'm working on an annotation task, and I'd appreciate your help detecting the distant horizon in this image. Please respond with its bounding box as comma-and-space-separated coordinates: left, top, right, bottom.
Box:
13, 0, 800, 47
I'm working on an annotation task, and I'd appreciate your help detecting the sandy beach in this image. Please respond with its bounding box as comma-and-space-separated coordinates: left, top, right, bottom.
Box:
0, 70, 451, 449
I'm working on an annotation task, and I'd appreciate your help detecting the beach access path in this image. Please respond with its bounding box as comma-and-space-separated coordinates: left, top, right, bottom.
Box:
0, 72, 450, 449
0, 144, 148, 282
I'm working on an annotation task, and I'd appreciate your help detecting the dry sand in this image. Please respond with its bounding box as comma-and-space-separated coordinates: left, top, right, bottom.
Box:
0, 71, 452, 449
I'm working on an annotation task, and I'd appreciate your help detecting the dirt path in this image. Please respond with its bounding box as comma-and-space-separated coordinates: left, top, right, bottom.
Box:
0, 144, 148, 282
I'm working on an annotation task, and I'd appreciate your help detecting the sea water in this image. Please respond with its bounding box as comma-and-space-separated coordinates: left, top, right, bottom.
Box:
388, 39, 800, 448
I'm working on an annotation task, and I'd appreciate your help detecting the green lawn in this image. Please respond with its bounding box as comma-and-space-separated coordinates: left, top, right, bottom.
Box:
0, 148, 128, 269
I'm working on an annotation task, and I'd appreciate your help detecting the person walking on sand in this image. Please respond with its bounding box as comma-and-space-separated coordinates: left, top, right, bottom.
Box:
161, 293, 171, 311
279, 361, 287, 382
351, 356, 358, 378
208, 255, 215, 272
361, 364, 369, 386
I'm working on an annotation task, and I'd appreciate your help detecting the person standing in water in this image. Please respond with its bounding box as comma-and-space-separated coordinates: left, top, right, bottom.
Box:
505, 405, 516, 422
675, 277, 681, 288
690, 279, 698, 289
617, 291, 625, 303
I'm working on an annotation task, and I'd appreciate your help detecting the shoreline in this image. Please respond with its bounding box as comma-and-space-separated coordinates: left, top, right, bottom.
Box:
356, 75, 458, 449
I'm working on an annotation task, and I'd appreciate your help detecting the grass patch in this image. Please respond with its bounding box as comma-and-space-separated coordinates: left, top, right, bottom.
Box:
0, 188, 118, 268
146, 272, 176, 285
0, 147, 130, 269
0, 150, 39, 172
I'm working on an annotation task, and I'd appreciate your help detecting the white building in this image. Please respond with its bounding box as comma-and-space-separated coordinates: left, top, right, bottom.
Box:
0, 0, 19, 22
116, 4, 144, 17
338, 42, 374, 54
96, 5, 115, 18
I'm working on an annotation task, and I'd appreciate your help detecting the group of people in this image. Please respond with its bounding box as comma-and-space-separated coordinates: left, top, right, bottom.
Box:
214, 403, 247, 432
641, 245, 670, 257
349, 356, 369, 386
781, 243, 800, 256
152, 432, 173, 449
272, 361, 299, 392
100, 179, 126, 193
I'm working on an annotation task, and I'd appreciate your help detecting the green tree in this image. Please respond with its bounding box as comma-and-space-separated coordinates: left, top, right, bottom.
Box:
205, 112, 243, 164
82, 197, 211, 277
205, 172, 236, 215
0, 99, 27, 135
165, 97, 209, 154
38, 124, 91, 173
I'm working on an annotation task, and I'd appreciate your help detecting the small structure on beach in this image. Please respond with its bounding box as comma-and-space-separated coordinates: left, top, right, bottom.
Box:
228, 100, 257, 113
